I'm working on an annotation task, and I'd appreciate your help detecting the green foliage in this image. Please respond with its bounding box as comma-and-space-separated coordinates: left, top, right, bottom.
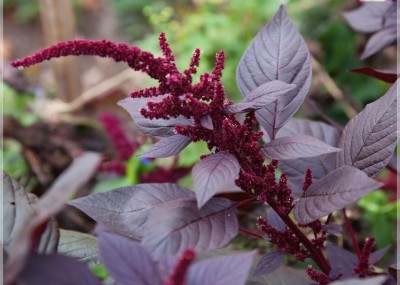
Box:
90, 264, 109, 280
4, 0, 82, 24
358, 190, 398, 248
90, 177, 131, 194
4, 0, 40, 23
2, 83, 38, 181
3, 83, 38, 125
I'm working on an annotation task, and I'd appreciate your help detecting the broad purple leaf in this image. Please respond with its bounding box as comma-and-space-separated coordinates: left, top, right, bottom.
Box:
187, 250, 256, 285
253, 250, 285, 276
322, 224, 343, 235
350, 68, 398, 83
138, 134, 191, 158
237, 5, 312, 140
118, 97, 193, 138
337, 80, 399, 177
361, 26, 397, 60
193, 151, 242, 208
326, 243, 358, 278
142, 197, 238, 259
369, 245, 391, 265
276, 119, 340, 193
262, 135, 341, 160
342, 2, 396, 33
294, 166, 383, 224
69, 183, 194, 239
330, 276, 388, 285
225, 81, 295, 113
19, 253, 101, 285
98, 231, 161, 285
247, 266, 310, 285
266, 208, 286, 231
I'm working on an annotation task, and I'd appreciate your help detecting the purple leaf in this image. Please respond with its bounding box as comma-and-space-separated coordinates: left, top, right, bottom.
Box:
138, 134, 191, 158
98, 231, 161, 285
294, 166, 383, 224
266, 208, 286, 231
248, 266, 310, 285
237, 5, 312, 139
142, 197, 238, 259
342, 2, 396, 33
19, 253, 101, 285
262, 135, 341, 160
369, 245, 391, 265
322, 224, 343, 235
326, 243, 358, 278
330, 276, 388, 285
350, 68, 398, 83
360, 26, 397, 60
69, 183, 194, 239
118, 97, 193, 138
193, 151, 242, 208
253, 250, 285, 276
200, 115, 213, 129
276, 119, 340, 193
225, 81, 296, 113
337, 80, 399, 177
187, 251, 256, 285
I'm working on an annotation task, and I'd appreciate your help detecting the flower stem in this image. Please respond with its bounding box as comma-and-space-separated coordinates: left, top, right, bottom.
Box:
272, 204, 331, 274
239, 227, 264, 239
342, 208, 361, 258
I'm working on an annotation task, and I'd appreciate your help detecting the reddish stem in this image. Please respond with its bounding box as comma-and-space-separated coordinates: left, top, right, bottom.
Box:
325, 213, 333, 225
239, 227, 264, 239
235, 197, 256, 208
342, 209, 361, 258
272, 205, 331, 274
234, 151, 331, 274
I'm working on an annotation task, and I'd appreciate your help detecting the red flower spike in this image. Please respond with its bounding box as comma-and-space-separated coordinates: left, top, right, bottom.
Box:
354, 237, 376, 277
303, 169, 313, 193
163, 248, 196, 285
306, 266, 330, 285
11, 40, 171, 82
184, 48, 201, 82
257, 217, 309, 261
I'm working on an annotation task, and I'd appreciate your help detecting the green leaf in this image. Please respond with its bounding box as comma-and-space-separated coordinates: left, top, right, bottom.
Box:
91, 264, 109, 280
178, 141, 208, 167
91, 177, 132, 194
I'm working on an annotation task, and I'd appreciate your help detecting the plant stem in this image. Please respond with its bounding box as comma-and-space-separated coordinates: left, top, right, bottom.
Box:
235, 197, 256, 208
342, 208, 361, 258
325, 213, 333, 225
239, 227, 264, 239
271, 203, 331, 274
234, 151, 331, 274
